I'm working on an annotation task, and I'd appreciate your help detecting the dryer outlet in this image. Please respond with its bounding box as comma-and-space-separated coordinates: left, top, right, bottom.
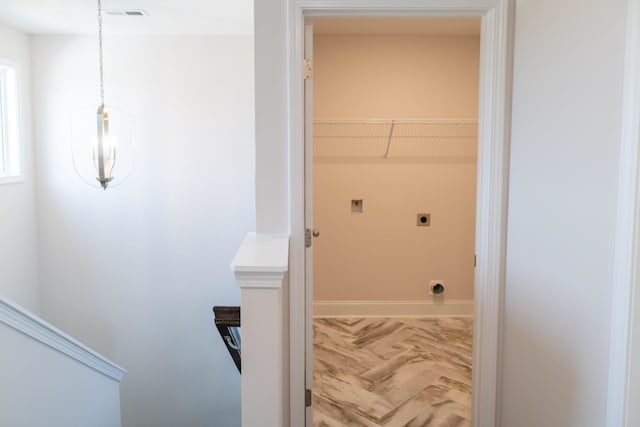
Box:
429, 280, 446, 296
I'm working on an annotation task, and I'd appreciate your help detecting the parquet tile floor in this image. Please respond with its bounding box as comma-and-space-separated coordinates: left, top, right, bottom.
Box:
313, 317, 473, 427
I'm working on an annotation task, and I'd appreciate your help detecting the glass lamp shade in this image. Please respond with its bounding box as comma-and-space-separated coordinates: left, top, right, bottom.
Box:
70, 105, 135, 189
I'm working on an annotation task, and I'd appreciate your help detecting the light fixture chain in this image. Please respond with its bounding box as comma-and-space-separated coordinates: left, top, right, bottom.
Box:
98, 0, 105, 107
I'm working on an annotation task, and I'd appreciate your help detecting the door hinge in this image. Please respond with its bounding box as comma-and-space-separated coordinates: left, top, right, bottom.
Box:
305, 228, 312, 248
305, 389, 312, 407
474, 254, 477, 267
304, 58, 312, 80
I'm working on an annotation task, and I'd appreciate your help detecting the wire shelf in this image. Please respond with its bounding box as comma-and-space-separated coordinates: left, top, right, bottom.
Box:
314, 119, 477, 138
313, 119, 478, 159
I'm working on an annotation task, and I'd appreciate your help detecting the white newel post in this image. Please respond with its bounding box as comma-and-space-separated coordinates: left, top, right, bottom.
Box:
231, 233, 290, 427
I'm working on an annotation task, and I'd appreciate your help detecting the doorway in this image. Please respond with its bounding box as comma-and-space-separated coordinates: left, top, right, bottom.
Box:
287, 2, 513, 426
308, 17, 480, 426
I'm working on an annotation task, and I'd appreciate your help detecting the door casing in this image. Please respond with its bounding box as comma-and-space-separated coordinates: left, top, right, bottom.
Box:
287, 1, 515, 426
606, 0, 640, 426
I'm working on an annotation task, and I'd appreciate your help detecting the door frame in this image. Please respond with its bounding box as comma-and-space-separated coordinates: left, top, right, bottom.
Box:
287, 1, 515, 426
606, 0, 640, 425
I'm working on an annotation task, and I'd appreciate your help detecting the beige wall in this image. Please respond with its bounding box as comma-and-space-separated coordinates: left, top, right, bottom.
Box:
313, 34, 480, 302
314, 35, 480, 119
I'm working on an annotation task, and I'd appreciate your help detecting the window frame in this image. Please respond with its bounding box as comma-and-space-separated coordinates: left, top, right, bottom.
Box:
0, 58, 23, 184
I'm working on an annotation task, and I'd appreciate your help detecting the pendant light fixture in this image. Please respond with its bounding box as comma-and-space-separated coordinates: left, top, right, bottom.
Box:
95, 0, 113, 190
70, 0, 135, 190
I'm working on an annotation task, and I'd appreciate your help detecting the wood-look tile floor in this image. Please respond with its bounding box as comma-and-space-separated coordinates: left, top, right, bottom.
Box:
313, 317, 473, 427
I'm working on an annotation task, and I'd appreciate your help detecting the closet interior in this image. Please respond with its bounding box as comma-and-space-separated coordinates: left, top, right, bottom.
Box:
310, 16, 481, 427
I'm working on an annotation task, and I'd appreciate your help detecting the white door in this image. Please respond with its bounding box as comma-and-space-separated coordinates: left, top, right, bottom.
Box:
303, 17, 315, 427
295, 9, 512, 427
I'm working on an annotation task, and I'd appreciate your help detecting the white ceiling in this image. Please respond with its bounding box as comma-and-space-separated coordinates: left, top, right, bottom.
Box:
0, 3, 480, 37
0, 0, 253, 35
314, 17, 481, 36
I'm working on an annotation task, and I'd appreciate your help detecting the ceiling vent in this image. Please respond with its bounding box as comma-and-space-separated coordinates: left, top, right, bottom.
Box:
105, 9, 148, 16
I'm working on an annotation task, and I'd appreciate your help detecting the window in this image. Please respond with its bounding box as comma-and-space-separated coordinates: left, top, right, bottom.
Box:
0, 60, 21, 183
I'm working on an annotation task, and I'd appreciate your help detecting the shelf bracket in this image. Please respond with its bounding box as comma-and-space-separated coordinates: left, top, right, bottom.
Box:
383, 120, 395, 159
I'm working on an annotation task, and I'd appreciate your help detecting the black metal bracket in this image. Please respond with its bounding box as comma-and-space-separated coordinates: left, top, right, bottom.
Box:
213, 306, 241, 373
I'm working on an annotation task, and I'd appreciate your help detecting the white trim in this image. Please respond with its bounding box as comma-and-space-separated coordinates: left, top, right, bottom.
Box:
231, 234, 290, 288
233, 272, 287, 288
0, 174, 24, 185
313, 300, 474, 318
230, 233, 291, 427
0, 296, 126, 382
230, 233, 290, 275
607, 0, 640, 425
288, 2, 513, 427
303, 17, 315, 427
0, 58, 23, 182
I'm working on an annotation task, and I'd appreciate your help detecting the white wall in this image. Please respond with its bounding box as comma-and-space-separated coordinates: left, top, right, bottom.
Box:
254, 0, 289, 234
0, 20, 40, 313
0, 324, 122, 427
254, 0, 629, 425
0, 296, 124, 427
31, 35, 254, 427
313, 35, 478, 303
502, 0, 626, 426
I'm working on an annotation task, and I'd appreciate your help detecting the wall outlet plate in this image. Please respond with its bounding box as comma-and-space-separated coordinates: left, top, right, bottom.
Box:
417, 213, 431, 226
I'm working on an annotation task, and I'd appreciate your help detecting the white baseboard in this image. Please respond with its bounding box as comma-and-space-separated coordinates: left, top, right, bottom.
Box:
313, 300, 474, 318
